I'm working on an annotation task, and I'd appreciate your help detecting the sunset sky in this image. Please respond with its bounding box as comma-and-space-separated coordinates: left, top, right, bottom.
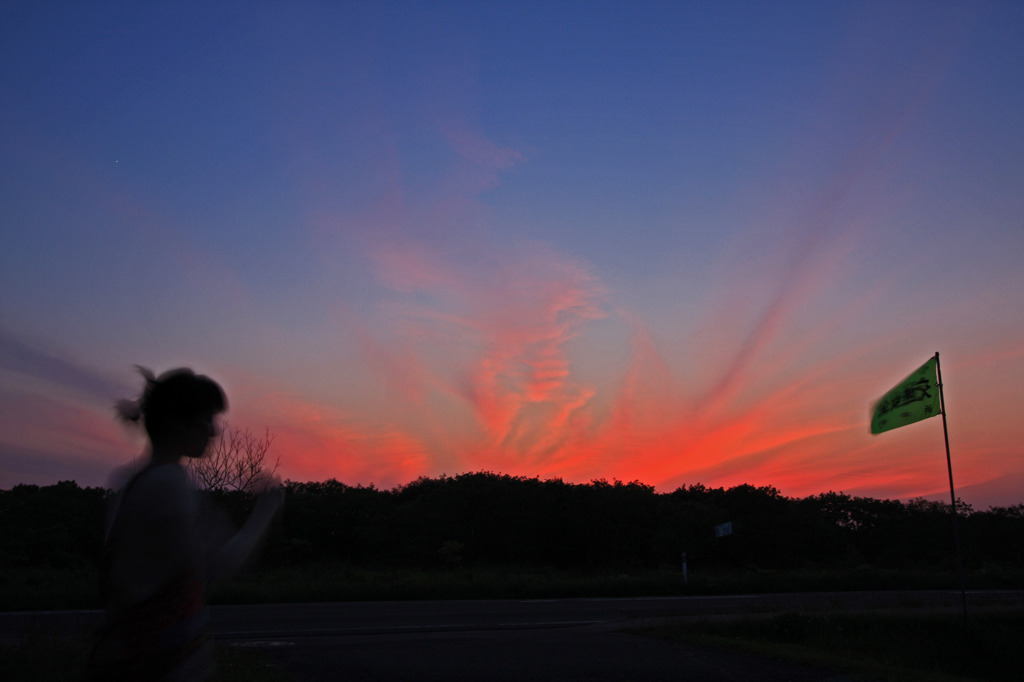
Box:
2, 2, 1022, 508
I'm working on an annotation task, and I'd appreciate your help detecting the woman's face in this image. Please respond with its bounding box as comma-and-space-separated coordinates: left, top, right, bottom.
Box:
179, 410, 221, 459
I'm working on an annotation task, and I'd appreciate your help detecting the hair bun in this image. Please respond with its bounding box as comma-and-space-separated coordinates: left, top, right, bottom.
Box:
115, 398, 143, 423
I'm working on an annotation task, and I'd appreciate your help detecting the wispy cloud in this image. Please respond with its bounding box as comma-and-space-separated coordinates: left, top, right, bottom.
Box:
365, 238, 609, 469
0, 327, 128, 403
442, 125, 525, 171
0, 381, 137, 489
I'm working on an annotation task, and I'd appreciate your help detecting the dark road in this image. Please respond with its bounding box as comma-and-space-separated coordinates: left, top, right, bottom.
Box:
205, 589, 1021, 639
246, 622, 838, 682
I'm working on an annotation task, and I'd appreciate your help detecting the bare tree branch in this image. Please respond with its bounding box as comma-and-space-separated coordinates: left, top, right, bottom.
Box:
186, 424, 279, 493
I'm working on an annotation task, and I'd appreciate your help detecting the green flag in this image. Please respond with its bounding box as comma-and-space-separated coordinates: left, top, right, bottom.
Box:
871, 356, 941, 434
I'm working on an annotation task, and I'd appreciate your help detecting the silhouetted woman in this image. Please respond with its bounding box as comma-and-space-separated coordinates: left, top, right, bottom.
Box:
90, 367, 284, 681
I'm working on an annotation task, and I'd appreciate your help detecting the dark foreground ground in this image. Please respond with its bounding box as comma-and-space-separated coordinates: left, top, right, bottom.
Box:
6, 591, 1022, 681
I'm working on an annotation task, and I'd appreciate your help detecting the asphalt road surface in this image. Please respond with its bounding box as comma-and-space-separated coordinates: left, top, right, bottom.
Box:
5, 591, 1022, 681
244, 621, 839, 681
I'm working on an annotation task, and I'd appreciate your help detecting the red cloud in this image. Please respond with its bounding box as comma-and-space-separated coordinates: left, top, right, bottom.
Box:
224, 378, 431, 489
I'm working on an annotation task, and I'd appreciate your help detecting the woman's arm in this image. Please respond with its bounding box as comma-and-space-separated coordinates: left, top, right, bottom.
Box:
205, 478, 285, 584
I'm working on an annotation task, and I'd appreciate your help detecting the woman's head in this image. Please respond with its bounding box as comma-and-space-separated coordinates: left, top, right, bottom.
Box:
118, 367, 227, 454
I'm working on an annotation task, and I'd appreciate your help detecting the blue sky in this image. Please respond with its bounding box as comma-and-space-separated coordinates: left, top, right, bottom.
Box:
2, 1, 1023, 507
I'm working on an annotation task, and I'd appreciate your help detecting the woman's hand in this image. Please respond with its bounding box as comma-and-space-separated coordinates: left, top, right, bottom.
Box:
250, 473, 285, 518
209, 473, 284, 583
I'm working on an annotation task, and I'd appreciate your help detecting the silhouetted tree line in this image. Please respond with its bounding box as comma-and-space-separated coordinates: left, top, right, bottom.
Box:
2, 473, 1022, 573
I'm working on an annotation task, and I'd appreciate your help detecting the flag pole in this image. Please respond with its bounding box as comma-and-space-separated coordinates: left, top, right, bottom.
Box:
935, 351, 968, 623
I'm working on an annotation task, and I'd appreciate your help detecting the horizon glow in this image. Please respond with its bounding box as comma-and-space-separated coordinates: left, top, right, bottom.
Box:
2, 2, 1023, 508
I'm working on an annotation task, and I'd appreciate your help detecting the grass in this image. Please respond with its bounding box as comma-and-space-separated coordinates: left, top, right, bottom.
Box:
0, 627, 296, 682
0, 566, 101, 611
208, 561, 1024, 604
638, 609, 1024, 682
212, 563, 694, 603
3, 562, 1023, 610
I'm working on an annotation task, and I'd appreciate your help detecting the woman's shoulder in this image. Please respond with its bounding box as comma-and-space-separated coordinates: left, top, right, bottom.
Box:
124, 464, 196, 516
130, 462, 190, 490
